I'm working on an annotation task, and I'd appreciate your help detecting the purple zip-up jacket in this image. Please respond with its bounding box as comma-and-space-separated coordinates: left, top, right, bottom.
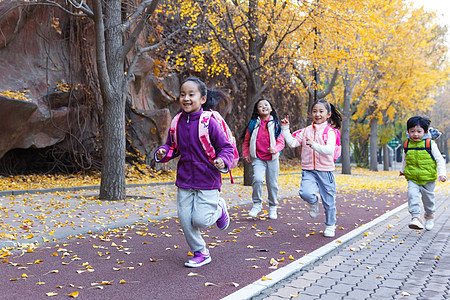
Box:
154, 109, 234, 190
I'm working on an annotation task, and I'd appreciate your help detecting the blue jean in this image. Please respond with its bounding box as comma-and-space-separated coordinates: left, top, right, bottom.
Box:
177, 188, 221, 253
252, 158, 280, 207
299, 170, 336, 226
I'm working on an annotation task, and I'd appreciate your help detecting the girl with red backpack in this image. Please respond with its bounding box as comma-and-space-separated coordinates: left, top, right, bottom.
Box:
281, 99, 342, 238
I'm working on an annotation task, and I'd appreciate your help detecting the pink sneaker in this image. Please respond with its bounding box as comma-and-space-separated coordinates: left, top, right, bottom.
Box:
216, 198, 230, 230
184, 250, 211, 268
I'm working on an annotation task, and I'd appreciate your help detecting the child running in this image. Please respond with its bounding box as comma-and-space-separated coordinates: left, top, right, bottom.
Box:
154, 77, 235, 267
242, 99, 284, 219
400, 116, 446, 231
281, 99, 342, 237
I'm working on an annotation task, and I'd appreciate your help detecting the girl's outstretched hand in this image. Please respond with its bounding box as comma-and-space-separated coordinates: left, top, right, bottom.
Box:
280, 115, 290, 126
156, 148, 166, 160
214, 158, 225, 170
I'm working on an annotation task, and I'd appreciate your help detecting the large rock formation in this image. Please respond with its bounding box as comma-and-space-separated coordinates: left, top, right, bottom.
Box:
0, 4, 184, 172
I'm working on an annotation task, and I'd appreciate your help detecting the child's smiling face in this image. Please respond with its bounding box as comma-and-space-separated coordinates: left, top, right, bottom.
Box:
311, 102, 331, 125
408, 125, 426, 141
179, 81, 206, 114
257, 100, 272, 120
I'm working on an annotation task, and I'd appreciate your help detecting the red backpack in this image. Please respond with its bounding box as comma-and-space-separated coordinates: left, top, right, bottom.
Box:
169, 110, 239, 182
292, 124, 341, 162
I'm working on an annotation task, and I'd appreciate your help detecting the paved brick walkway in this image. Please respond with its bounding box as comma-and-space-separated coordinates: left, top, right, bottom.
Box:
226, 188, 449, 300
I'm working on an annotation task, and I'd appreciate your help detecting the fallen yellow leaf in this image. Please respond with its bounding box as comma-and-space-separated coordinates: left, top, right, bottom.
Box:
46, 292, 58, 296
68, 291, 79, 298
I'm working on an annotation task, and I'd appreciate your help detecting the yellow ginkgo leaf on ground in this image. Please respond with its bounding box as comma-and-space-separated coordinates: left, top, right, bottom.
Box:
205, 282, 220, 287
261, 275, 272, 281
288, 255, 294, 260
46, 292, 58, 296
22, 273, 28, 278
187, 272, 204, 277
68, 291, 79, 298
119, 279, 127, 284
37, 281, 46, 285
10, 278, 18, 281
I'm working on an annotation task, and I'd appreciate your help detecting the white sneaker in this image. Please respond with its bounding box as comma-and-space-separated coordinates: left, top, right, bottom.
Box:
408, 217, 424, 230
248, 203, 262, 217
269, 206, 277, 220
425, 219, 434, 231
324, 225, 335, 238
307, 202, 319, 218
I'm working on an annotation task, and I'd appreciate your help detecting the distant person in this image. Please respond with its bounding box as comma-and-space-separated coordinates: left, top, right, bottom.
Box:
400, 116, 447, 231
154, 77, 235, 267
281, 99, 342, 238
242, 99, 284, 220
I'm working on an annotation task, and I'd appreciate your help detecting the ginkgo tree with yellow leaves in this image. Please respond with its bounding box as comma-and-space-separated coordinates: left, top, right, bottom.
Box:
349, 0, 448, 171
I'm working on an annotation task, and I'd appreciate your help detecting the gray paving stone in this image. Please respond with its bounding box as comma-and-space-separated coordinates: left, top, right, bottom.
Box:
354, 277, 382, 291
345, 288, 371, 299
380, 278, 403, 289
302, 284, 328, 296
270, 286, 303, 298
285, 277, 314, 289
369, 286, 398, 298
339, 275, 362, 285
419, 289, 445, 299
315, 277, 338, 288
319, 292, 346, 299
328, 282, 354, 294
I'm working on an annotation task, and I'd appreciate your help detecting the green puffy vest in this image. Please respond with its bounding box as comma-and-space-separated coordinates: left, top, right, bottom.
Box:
404, 139, 437, 185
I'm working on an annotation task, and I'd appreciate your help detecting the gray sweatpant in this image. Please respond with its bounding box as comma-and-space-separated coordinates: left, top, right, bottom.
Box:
299, 170, 336, 226
252, 157, 280, 207
177, 188, 221, 253
407, 180, 436, 218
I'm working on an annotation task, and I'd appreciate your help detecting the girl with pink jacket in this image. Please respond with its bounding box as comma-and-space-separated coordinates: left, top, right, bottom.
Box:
281, 99, 342, 238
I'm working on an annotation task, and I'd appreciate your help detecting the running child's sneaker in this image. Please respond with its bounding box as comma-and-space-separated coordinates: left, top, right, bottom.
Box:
248, 203, 262, 217
324, 225, 335, 237
216, 197, 230, 230
184, 250, 211, 268
408, 217, 424, 230
307, 202, 319, 218
269, 206, 277, 220
425, 219, 434, 231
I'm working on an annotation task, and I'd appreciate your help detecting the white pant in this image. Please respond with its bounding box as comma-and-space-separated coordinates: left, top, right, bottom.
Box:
252, 158, 280, 207
177, 188, 221, 253
407, 180, 435, 218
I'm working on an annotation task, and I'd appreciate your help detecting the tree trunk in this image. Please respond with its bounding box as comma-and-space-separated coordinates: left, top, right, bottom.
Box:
94, 0, 127, 200
369, 116, 378, 171
243, 0, 264, 186
341, 78, 353, 174
383, 144, 389, 171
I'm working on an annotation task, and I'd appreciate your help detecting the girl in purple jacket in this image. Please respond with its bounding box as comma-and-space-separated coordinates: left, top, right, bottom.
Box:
155, 77, 234, 268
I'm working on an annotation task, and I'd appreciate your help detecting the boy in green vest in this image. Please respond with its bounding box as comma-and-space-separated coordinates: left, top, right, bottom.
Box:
400, 116, 447, 231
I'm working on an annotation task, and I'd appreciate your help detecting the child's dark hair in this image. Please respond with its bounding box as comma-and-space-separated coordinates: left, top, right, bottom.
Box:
407, 116, 431, 132
182, 77, 207, 97
181, 77, 227, 111
312, 99, 342, 130
242, 98, 282, 139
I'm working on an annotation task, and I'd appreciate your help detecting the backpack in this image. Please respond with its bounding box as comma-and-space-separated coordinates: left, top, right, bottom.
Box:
292, 124, 342, 162
170, 110, 239, 182
403, 138, 434, 161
